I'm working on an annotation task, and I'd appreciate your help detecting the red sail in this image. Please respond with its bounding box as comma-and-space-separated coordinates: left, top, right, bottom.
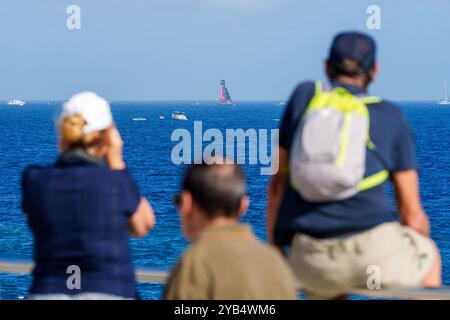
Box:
218, 80, 235, 105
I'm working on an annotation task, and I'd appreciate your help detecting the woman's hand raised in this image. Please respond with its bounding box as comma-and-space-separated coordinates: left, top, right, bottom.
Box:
105, 126, 126, 170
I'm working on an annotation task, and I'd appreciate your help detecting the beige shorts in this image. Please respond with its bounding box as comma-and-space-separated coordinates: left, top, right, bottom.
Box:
288, 222, 436, 299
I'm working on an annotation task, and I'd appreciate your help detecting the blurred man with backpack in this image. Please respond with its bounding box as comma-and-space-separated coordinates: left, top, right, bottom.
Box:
267, 31, 441, 299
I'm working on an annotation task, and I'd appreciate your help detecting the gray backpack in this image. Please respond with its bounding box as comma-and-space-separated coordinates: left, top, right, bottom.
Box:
289, 82, 389, 202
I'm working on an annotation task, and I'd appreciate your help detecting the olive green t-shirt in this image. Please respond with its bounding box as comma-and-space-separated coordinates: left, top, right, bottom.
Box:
164, 224, 298, 300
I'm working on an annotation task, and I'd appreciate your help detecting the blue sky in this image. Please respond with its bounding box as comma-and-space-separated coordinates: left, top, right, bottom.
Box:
0, 0, 449, 101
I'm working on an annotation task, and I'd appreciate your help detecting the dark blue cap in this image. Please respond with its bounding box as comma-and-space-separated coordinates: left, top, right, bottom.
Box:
328, 31, 376, 75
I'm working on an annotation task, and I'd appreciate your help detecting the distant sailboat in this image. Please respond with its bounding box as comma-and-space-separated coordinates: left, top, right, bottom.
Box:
438, 80, 450, 105
218, 80, 235, 106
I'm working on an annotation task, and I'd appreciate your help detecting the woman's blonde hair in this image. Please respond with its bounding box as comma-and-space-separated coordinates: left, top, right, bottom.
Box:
59, 113, 104, 149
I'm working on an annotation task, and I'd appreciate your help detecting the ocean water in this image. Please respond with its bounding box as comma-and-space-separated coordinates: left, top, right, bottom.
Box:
0, 101, 449, 300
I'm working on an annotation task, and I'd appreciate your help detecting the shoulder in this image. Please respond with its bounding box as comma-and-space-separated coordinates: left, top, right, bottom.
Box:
182, 240, 211, 263
371, 98, 402, 113
165, 244, 211, 299
109, 168, 135, 179
22, 164, 52, 184
282, 81, 316, 124
23, 164, 51, 175
108, 168, 140, 190
294, 80, 316, 92
169, 243, 210, 279
368, 99, 410, 128
22, 162, 128, 183
290, 80, 316, 101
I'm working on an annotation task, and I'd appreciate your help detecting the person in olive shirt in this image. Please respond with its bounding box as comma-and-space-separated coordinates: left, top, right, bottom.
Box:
164, 160, 298, 300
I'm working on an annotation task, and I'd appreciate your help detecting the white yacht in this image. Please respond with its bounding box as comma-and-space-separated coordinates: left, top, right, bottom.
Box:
159, 115, 165, 120
438, 80, 450, 105
132, 117, 146, 121
172, 111, 187, 121
7, 99, 26, 106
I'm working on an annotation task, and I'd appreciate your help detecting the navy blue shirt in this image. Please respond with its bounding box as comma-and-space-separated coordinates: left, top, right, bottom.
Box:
22, 149, 141, 298
275, 81, 417, 244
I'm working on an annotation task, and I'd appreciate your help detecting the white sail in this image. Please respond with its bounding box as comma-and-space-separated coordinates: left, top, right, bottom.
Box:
445, 80, 448, 102
438, 80, 450, 105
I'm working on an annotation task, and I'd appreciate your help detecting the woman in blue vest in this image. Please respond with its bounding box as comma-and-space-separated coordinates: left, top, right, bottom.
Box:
22, 92, 155, 299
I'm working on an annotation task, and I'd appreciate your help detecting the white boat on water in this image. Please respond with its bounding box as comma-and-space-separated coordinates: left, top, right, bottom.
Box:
6, 99, 26, 106
159, 115, 165, 120
172, 111, 187, 121
438, 80, 450, 105
132, 117, 146, 121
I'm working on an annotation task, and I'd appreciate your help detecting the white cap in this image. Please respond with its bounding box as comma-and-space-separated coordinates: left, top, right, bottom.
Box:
60, 92, 113, 134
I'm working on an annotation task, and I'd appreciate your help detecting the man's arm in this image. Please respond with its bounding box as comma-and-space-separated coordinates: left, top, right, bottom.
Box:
392, 170, 430, 237
267, 146, 289, 248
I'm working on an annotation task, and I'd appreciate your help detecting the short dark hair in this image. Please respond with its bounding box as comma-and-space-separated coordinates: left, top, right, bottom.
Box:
182, 161, 246, 218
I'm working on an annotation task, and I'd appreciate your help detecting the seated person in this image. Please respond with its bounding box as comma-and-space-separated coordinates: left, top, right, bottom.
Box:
23, 92, 155, 300
164, 159, 298, 300
267, 32, 441, 299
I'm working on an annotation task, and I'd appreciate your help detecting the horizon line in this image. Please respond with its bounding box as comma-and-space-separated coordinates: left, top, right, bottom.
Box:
0, 99, 440, 103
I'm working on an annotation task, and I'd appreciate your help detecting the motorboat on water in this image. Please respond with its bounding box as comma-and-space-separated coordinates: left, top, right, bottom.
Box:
172, 111, 187, 121
132, 117, 147, 121
6, 99, 26, 106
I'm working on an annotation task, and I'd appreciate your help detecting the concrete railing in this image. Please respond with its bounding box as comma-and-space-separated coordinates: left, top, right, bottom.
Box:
0, 260, 168, 283
1, 260, 450, 299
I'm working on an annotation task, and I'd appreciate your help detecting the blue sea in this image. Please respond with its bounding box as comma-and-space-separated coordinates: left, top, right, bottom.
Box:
0, 101, 449, 300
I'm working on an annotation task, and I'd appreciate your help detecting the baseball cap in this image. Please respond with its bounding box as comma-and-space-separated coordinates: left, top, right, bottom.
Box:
328, 31, 377, 75
59, 92, 113, 134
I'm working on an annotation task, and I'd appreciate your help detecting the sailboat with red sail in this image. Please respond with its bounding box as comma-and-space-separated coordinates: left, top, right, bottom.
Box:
218, 80, 235, 106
